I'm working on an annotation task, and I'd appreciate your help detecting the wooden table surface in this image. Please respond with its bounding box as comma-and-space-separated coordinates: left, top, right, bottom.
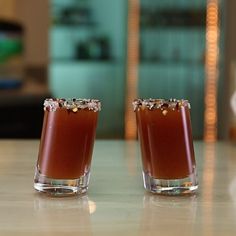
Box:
0, 140, 236, 235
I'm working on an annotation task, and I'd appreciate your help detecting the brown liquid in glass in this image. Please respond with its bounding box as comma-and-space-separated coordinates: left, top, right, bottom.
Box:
37, 108, 98, 179
136, 106, 196, 179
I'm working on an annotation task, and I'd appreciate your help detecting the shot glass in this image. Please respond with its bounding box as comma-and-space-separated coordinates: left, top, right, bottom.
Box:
133, 98, 198, 195
34, 98, 101, 196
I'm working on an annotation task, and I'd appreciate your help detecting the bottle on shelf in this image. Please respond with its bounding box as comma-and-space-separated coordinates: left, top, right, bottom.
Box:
75, 35, 111, 61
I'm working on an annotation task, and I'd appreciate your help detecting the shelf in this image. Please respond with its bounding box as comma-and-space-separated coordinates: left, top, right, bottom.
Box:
50, 59, 117, 65
51, 23, 96, 28
139, 61, 204, 67
140, 26, 205, 31
140, 8, 206, 28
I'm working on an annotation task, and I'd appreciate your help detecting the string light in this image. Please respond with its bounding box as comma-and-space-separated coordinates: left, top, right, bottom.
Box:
204, 0, 220, 142
125, 0, 140, 139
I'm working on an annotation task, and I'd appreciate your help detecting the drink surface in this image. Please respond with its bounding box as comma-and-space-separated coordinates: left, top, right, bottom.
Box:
134, 99, 196, 179
37, 100, 99, 179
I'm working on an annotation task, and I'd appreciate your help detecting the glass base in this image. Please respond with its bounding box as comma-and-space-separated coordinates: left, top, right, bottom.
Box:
34, 168, 90, 197
142, 171, 198, 195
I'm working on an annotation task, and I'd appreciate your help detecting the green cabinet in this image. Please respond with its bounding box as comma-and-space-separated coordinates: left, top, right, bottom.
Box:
49, 0, 224, 139
138, 0, 207, 139
49, 0, 127, 138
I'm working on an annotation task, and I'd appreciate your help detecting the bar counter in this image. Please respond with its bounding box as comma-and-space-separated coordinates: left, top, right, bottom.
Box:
0, 140, 236, 235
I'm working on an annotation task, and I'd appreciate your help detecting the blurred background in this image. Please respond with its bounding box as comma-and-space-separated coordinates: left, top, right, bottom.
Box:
0, 0, 234, 141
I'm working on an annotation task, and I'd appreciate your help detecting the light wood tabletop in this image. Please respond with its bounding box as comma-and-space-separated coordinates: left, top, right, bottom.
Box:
0, 140, 236, 235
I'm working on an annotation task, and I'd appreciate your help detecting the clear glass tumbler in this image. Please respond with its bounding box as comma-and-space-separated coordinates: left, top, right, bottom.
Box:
133, 98, 198, 195
34, 98, 101, 196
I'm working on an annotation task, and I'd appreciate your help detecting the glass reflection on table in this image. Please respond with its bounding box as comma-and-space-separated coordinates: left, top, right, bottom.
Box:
34, 194, 96, 235
139, 193, 198, 235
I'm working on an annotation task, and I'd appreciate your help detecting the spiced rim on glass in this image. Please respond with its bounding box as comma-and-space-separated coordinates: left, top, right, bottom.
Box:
133, 98, 198, 195
34, 98, 101, 196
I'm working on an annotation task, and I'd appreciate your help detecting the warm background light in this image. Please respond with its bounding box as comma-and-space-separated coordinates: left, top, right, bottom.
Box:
125, 0, 140, 139
204, 0, 220, 142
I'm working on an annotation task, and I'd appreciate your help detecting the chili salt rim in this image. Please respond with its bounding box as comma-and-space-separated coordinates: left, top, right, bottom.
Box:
132, 98, 191, 111
44, 98, 101, 112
